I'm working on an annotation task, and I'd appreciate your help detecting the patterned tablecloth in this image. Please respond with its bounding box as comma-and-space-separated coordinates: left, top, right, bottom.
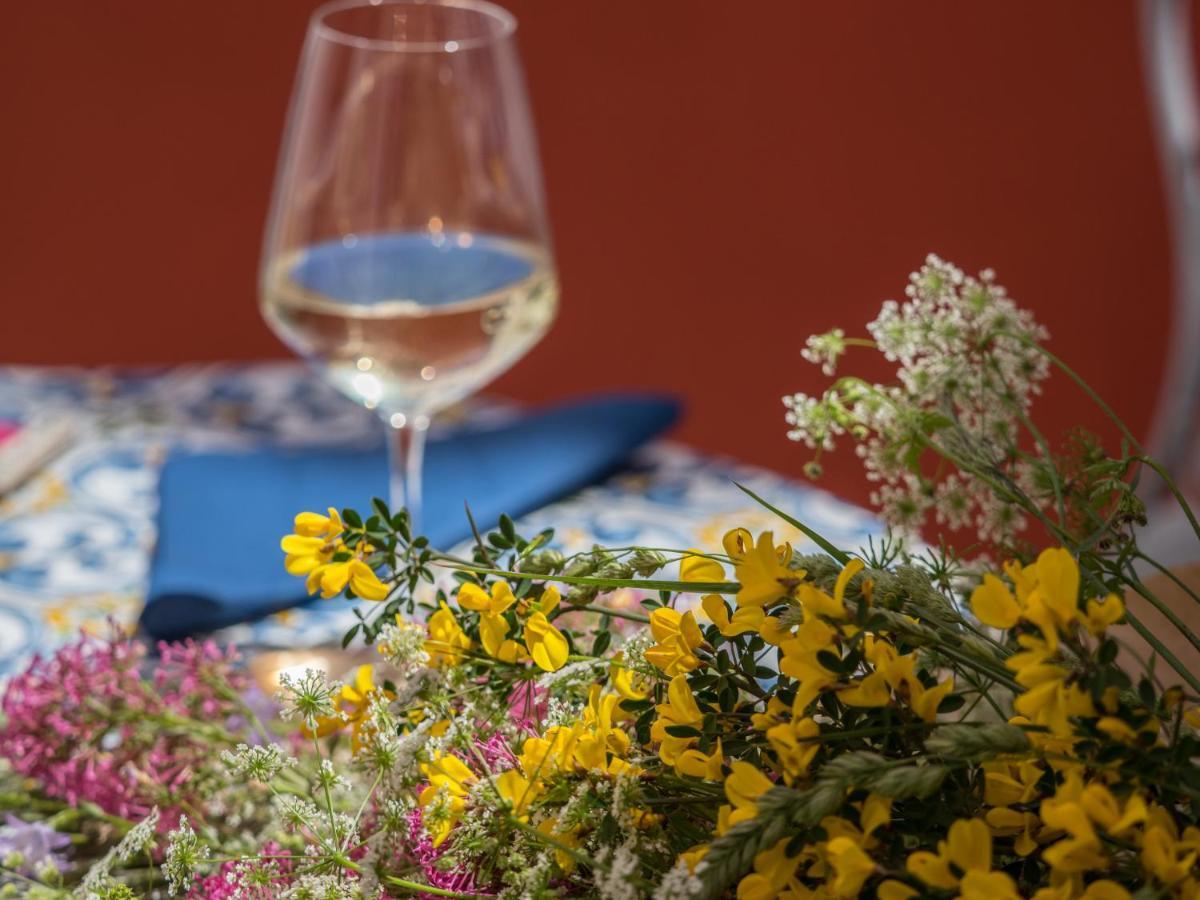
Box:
0, 364, 879, 678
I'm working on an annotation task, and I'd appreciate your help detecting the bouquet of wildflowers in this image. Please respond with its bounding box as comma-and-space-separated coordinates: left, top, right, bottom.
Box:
3, 255, 1199, 899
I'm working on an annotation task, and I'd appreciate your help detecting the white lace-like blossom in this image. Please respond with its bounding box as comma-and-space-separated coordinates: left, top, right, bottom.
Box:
221, 743, 297, 782
801, 327, 848, 376
163, 817, 210, 896
278, 873, 365, 899
785, 254, 1049, 543
652, 859, 704, 900
314, 758, 352, 794
275, 668, 340, 731
76, 808, 161, 898
374, 618, 430, 675
273, 795, 323, 833
594, 838, 640, 900
536, 658, 604, 690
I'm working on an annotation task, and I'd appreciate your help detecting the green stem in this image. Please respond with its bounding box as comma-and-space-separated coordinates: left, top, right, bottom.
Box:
1136, 456, 1200, 546
1010, 402, 1066, 529
507, 816, 598, 870
383, 877, 490, 898
434, 559, 738, 595
1120, 607, 1200, 693
1135, 551, 1200, 608
1118, 568, 1200, 655
802, 722, 934, 743
842, 337, 879, 350
346, 771, 383, 852
934, 645, 1020, 693
551, 604, 651, 625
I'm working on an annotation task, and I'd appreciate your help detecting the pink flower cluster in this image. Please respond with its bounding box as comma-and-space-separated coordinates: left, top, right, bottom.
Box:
0, 629, 249, 831
185, 841, 293, 899
404, 807, 478, 897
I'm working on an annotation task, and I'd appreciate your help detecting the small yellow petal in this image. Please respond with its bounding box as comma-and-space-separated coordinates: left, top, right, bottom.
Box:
970, 574, 1021, 629
348, 560, 389, 601
681, 552, 725, 584
280, 534, 326, 555
456, 583, 492, 611
1034, 547, 1080, 624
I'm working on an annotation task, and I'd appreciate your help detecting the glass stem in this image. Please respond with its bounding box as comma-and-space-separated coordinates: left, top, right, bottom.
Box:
386, 418, 428, 530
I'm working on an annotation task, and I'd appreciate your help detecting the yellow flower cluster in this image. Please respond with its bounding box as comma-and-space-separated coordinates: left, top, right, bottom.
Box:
455, 580, 569, 672
284, 502, 1197, 899
971, 548, 1124, 737
720, 766, 893, 900
413, 580, 571, 673
280, 508, 390, 600
520, 684, 639, 781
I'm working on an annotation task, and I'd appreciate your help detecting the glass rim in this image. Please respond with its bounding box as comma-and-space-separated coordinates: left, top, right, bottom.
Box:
310, 0, 517, 53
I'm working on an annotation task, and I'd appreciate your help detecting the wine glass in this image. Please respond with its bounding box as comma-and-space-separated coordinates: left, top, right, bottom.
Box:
260, 0, 557, 527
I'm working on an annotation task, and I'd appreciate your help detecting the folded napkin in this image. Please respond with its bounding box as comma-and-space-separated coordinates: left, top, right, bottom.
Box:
140, 395, 678, 640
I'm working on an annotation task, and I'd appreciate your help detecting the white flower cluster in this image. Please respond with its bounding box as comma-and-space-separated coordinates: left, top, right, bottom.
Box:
278, 874, 364, 899
76, 808, 162, 899
355, 703, 432, 779
163, 817, 210, 896
313, 758, 352, 795
652, 859, 704, 900
373, 618, 429, 675
273, 795, 323, 833
617, 628, 657, 680
220, 743, 296, 783
801, 327, 847, 376
275, 669, 340, 732
537, 658, 603, 690
594, 837, 640, 900
784, 254, 1050, 543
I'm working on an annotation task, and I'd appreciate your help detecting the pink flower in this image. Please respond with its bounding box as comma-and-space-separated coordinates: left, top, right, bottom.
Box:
403, 807, 479, 897
506, 680, 547, 731
0, 627, 250, 832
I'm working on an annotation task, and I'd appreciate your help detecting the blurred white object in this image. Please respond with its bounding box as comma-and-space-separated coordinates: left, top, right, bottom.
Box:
1142, 0, 1200, 491
1139, 0, 1200, 573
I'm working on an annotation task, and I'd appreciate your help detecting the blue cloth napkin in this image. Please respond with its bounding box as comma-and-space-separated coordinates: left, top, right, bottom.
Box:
140, 394, 678, 640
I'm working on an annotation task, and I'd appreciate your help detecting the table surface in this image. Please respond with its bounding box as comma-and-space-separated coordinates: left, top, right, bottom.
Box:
0, 364, 879, 678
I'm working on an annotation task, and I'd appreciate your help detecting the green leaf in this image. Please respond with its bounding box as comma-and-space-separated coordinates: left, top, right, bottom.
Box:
342, 508, 363, 528
392, 513, 411, 540
619, 698, 653, 713
592, 631, 612, 657
665, 725, 702, 738
902, 442, 923, 474
816, 650, 845, 674
937, 694, 965, 713
1098, 639, 1118, 665
1139, 677, 1156, 708
732, 482, 850, 564
920, 411, 955, 432
371, 497, 391, 523
597, 812, 619, 844
341, 624, 361, 648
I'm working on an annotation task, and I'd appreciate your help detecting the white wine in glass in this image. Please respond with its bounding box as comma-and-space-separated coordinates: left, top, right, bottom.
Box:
260, 0, 557, 526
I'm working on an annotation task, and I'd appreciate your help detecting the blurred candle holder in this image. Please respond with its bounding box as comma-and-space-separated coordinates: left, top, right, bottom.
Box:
247, 646, 375, 694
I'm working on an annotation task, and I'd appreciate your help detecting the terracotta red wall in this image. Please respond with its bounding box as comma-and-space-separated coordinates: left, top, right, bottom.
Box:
0, 2, 1172, 507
